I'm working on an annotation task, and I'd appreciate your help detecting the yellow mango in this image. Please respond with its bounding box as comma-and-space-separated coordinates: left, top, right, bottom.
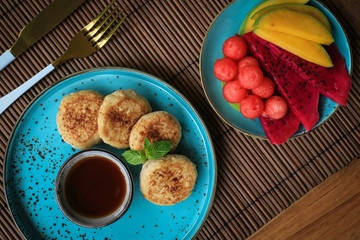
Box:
253, 9, 334, 45
239, 0, 309, 35
251, 3, 332, 32
253, 28, 333, 67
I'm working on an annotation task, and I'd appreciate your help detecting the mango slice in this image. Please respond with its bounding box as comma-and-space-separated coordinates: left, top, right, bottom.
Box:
251, 3, 331, 32
239, 0, 309, 35
253, 9, 334, 45
253, 28, 333, 67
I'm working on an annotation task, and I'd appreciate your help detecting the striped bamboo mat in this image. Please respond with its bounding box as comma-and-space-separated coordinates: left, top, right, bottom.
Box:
0, 0, 359, 239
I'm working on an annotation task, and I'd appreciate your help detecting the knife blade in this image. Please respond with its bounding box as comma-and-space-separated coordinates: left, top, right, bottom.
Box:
0, 0, 87, 71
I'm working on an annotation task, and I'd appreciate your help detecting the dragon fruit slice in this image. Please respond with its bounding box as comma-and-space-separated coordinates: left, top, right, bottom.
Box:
260, 111, 300, 145
243, 32, 320, 131
258, 38, 351, 105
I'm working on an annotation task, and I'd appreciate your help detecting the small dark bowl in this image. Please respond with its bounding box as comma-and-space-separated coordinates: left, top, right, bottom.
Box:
55, 149, 133, 228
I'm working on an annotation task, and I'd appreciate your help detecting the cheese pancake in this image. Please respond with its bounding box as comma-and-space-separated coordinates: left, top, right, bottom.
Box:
56, 90, 104, 149
97, 89, 152, 149
129, 111, 181, 151
140, 154, 197, 205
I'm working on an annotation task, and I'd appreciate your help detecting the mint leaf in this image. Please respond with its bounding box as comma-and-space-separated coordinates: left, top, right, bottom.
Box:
121, 150, 146, 165
122, 138, 173, 164
147, 140, 173, 160
144, 137, 151, 152
144, 137, 152, 159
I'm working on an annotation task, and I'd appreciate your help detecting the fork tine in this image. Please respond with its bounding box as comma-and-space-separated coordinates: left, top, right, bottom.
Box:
83, 0, 115, 32
92, 9, 123, 42
95, 15, 126, 49
87, 6, 119, 38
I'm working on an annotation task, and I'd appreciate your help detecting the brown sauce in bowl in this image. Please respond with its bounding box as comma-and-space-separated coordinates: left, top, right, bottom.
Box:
65, 156, 127, 218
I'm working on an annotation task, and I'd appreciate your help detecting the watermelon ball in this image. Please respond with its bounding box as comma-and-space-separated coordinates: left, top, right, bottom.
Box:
214, 58, 238, 82
251, 76, 275, 99
264, 96, 288, 120
238, 56, 259, 69
222, 35, 247, 61
222, 80, 248, 103
240, 95, 264, 119
238, 65, 264, 89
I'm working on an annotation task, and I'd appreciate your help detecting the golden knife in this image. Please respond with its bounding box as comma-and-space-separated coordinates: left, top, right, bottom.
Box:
0, 0, 87, 71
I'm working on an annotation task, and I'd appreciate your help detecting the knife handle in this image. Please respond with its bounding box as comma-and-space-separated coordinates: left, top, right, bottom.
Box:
0, 64, 55, 115
0, 50, 16, 71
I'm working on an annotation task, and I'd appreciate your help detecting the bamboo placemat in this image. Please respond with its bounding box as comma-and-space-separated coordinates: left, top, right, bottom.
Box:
0, 0, 359, 239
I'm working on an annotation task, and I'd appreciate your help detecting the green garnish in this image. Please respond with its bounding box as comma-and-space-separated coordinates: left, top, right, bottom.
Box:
122, 138, 173, 165
121, 150, 147, 165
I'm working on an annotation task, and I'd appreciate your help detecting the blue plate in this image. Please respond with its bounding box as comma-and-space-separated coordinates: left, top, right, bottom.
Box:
4, 68, 217, 239
200, 0, 352, 139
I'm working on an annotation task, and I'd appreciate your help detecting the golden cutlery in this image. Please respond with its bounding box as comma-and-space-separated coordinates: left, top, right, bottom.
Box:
0, 0, 87, 71
0, 0, 126, 115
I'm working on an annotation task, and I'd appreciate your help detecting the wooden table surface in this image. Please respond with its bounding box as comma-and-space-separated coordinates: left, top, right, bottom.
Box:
248, 158, 360, 240
0, 0, 359, 239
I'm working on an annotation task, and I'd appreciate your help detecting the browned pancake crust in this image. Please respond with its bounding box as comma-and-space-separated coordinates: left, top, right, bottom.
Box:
129, 111, 181, 151
97, 89, 152, 149
56, 90, 104, 149
140, 154, 197, 205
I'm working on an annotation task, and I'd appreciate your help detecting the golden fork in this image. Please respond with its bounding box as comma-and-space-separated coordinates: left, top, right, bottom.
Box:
0, 0, 126, 115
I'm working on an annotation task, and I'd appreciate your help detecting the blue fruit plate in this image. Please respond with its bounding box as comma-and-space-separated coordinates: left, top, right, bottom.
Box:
4, 67, 217, 240
200, 0, 352, 140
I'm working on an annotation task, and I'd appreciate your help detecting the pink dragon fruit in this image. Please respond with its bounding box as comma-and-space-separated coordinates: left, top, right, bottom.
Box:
259, 40, 351, 106
260, 111, 300, 145
243, 33, 320, 131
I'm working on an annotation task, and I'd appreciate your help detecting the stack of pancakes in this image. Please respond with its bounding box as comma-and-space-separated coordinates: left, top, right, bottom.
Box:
57, 89, 197, 205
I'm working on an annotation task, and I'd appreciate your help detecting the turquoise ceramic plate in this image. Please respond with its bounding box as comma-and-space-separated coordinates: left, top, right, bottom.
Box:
4, 68, 217, 239
200, 0, 352, 139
